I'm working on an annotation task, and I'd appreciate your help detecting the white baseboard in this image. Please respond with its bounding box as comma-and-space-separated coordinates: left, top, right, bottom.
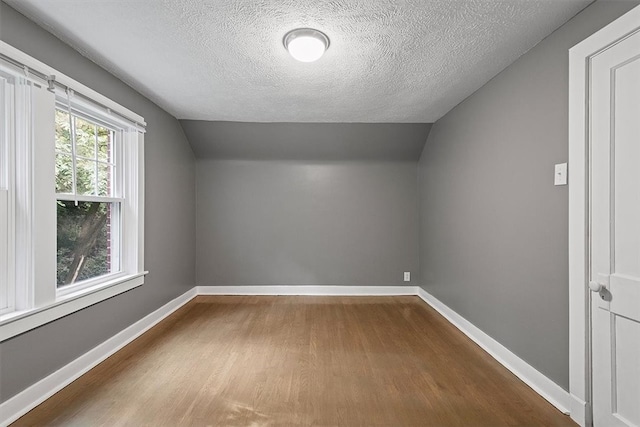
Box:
570, 394, 587, 426
416, 287, 571, 415
0, 287, 198, 427
1, 285, 573, 425
197, 285, 417, 296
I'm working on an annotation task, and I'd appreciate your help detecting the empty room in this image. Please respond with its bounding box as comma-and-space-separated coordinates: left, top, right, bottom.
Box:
1, 0, 639, 426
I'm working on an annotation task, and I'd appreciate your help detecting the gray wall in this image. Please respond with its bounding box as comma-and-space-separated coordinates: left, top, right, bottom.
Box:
182, 121, 431, 161
0, 2, 196, 402
197, 160, 419, 286
418, 0, 639, 391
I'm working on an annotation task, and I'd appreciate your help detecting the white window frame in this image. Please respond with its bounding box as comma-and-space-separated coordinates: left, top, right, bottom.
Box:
0, 42, 147, 342
54, 98, 126, 295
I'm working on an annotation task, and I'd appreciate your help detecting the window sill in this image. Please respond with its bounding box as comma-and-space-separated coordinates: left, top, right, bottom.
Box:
0, 272, 148, 342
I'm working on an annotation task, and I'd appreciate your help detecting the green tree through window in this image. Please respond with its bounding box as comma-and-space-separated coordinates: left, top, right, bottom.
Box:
55, 110, 119, 287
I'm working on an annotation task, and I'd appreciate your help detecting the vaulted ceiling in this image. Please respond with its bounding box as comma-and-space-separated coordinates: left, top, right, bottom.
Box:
7, 0, 591, 123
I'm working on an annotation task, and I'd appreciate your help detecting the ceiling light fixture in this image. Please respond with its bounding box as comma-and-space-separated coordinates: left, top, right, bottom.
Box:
283, 28, 330, 63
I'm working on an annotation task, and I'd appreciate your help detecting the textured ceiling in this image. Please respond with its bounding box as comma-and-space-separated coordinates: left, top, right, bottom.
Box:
6, 0, 590, 122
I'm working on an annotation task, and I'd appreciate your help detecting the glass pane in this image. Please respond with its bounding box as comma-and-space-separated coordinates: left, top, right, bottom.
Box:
76, 158, 97, 195
55, 153, 74, 194
55, 110, 72, 153
56, 201, 118, 287
97, 162, 112, 197
74, 117, 96, 159
97, 126, 112, 162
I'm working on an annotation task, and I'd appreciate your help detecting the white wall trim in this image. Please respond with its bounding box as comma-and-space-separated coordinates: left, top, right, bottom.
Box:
570, 394, 587, 427
0, 287, 197, 427
416, 287, 571, 415
568, 5, 640, 427
197, 285, 417, 296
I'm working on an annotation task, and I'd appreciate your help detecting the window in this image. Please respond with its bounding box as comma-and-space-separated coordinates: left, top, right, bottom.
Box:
55, 108, 122, 289
0, 42, 146, 341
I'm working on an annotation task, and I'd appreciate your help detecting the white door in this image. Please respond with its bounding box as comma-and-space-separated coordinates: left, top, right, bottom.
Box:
589, 23, 640, 427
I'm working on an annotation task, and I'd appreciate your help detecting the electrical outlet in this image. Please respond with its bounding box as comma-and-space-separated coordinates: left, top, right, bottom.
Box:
404, 272, 411, 282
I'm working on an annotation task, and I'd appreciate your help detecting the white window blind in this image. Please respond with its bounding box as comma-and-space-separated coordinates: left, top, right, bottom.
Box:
0, 72, 14, 314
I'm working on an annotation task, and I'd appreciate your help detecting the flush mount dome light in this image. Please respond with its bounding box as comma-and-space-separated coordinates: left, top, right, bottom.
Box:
283, 28, 330, 62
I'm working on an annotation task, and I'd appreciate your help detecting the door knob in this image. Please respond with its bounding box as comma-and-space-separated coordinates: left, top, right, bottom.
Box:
589, 281, 604, 292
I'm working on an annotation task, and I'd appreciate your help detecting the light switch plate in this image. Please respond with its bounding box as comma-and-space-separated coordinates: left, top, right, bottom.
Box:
554, 163, 568, 186
404, 272, 411, 282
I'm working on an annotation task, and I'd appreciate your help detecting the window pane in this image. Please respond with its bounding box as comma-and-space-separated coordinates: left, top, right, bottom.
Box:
76, 158, 97, 195
54, 111, 118, 198
57, 201, 118, 287
97, 162, 112, 197
55, 110, 72, 153
74, 117, 96, 159
97, 127, 112, 162
55, 153, 74, 194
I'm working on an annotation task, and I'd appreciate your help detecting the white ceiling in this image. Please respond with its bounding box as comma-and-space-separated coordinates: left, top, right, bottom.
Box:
7, 0, 591, 123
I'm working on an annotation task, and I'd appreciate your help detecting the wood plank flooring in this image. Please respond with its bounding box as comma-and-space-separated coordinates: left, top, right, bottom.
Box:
13, 296, 576, 426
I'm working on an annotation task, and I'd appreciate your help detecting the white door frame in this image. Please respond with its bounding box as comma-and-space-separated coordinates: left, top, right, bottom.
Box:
568, 5, 640, 427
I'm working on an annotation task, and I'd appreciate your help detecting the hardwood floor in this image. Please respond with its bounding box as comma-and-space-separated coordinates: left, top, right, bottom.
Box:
13, 296, 576, 426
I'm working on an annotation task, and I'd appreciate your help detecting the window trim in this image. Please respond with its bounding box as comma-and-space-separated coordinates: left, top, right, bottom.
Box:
0, 273, 146, 341
0, 42, 147, 342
